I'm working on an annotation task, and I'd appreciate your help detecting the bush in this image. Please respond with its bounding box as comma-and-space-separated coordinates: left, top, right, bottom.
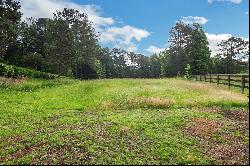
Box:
184, 64, 191, 79
0, 63, 58, 79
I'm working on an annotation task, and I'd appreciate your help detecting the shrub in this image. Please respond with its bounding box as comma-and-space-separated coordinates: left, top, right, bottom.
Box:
0, 63, 58, 79
184, 64, 191, 79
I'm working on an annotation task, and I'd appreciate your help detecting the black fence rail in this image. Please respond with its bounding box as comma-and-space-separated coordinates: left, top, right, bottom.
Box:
194, 74, 249, 93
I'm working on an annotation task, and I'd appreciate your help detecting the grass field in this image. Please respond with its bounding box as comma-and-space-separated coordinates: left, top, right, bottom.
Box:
0, 77, 249, 165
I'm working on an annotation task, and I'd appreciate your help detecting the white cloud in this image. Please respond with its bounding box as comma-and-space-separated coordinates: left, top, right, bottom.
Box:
208, 0, 242, 4
205, 33, 232, 56
205, 33, 249, 56
145, 46, 165, 54
113, 40, 139, 52
100, 25, 150, 52
181, 16, 208, 25
245, 11, 249, 15
20, 0, 114, 31
19, 0, 150, 53
100, 26, 150, 44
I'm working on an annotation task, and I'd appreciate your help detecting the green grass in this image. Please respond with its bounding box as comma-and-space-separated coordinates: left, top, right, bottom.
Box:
0, 78, 249, 164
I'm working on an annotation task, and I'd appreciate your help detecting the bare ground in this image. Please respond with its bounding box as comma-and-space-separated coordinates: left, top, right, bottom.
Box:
185, 108, 249, 165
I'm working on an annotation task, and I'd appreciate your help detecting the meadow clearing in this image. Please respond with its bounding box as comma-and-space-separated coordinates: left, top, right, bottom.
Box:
0, 77, 249, 165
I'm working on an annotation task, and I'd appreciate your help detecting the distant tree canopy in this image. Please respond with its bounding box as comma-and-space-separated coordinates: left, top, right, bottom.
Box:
0, 0, 249, 79
160, 22, 211, 76
0, 0, 22, 61
16, 8, 100, 78
212, 37, 249, 74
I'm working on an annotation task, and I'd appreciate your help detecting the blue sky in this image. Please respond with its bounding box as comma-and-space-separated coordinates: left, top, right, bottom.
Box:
20, 0, 249, 55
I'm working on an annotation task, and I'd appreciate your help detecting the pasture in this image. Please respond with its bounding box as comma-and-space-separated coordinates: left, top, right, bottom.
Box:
0, 78, 249, 164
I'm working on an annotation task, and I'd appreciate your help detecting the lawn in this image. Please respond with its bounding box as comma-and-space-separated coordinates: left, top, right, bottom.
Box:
0, 77, 249, 165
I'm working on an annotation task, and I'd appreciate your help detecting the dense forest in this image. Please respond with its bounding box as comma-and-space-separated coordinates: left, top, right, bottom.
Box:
0, 0, 249, 79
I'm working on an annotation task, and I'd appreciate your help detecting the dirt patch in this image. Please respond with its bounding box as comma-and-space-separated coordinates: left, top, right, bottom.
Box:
0, 141, 45, 163
184, 110, 249, 165
186, 118, 221, 139
204, 142, 249, 165
203, 108, 249, 134
11, 142, 44, 160
218, 109, 249, 122
31, 145, 92, 165
1, 135, 24, 144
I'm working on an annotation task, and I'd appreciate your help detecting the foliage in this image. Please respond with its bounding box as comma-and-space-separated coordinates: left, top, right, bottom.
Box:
187, 23, 211, 75
0, 0, 22, 59
166, 21, 193, 76
10, 8, 99, 79
184, 64, 191, 79
0, 1, 249, 79
216, 37, 249, 74
95, 59, 106, 79
0, 63, 58, 79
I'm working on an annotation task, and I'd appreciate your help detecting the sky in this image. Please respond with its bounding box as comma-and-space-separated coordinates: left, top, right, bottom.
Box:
19, 0, 249, 56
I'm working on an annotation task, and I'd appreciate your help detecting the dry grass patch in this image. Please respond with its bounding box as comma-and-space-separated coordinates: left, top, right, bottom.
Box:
120, 126, 131, 136
0, 76, 26, 85
129, 97, 172, 109
175, 79, 248, 102
210, 90, 248, 102
183, 99, 200, 107
99, 101, 115, 110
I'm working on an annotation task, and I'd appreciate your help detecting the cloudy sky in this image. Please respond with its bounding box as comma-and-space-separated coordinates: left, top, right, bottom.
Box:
19, 0, 249, 55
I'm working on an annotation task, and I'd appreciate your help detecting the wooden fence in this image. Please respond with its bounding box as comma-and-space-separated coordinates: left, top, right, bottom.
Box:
194, 74, 249, 93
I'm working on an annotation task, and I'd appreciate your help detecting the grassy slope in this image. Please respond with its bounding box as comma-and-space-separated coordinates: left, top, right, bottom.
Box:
0, 78, 249, 164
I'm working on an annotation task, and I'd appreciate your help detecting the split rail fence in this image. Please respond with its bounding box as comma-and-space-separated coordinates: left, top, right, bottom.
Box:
194, 74, 249, 93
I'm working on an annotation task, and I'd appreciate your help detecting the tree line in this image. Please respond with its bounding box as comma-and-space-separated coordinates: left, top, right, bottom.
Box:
0, 0, 249, 79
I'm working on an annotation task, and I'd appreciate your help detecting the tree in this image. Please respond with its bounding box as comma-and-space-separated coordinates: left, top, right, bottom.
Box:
0, 0, 22, 61
44, 9, 76, 76
159, 49, 170, 77
162, 22, 212, 76
135, 53, 150, 78
15, 8, 100, 78
17, 18, 49, 70
149, 54, 161, 78
167, 21, 192, 76
70, 8, 99, 79
111, 48, 128, 78
96, 47, 115, 78
187, 23, 211, 75
95, 59, 106, 78
217, 37, 249, 74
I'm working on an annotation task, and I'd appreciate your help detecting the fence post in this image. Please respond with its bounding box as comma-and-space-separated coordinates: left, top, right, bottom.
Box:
217, 75, 219, 85
200, 75, 201, 81
228, 75, 230, 90
204, 75, 206, 82
196, 75, 197, 81
210, 74, 212, 83
241, 75, 245, 93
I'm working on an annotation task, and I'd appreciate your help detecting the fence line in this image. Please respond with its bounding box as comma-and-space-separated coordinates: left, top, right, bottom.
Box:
194, 74, 249, 93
